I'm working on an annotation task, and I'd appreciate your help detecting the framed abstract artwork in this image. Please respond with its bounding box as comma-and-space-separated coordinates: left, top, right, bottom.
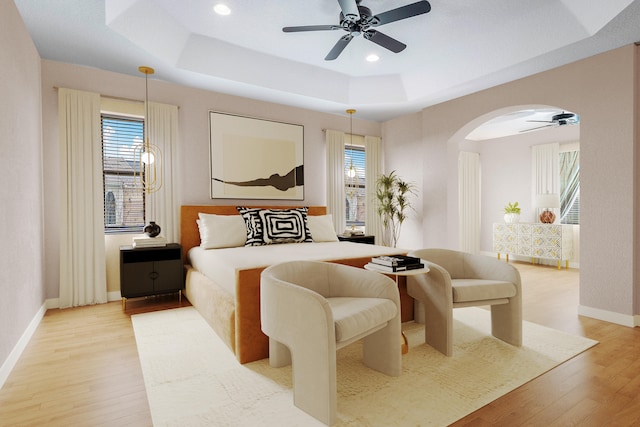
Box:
209, 111, 304, 200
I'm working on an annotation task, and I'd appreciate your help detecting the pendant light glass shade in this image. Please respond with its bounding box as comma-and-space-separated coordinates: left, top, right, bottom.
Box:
136, 66, 162, 194
346, 109, 356, 196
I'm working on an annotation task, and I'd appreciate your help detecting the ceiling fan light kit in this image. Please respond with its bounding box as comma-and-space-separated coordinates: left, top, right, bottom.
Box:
283, 0, 432, 61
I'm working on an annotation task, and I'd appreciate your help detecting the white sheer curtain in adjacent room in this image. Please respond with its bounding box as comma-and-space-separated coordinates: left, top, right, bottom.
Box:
325, 129, 346, 233
458, 151, 481, 253
146, 102, 180, 242
364, 136, 383, 241
58, 88, 107, 307
531, 143, 560, 221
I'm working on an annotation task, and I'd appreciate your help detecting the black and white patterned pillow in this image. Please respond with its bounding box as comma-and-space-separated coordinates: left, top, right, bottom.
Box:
236, 207, 265, 246
259, 208, 313, 244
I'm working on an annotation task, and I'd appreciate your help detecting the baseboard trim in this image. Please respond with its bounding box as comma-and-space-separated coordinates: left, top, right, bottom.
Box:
108, 291, 122, 302
0, 302, 47, 390
578, 305, 637, 327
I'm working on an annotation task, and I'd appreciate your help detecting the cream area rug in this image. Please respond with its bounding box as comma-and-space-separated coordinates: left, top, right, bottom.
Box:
132, 307, 597, 427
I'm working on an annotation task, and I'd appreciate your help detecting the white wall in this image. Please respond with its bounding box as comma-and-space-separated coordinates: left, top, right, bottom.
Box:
382, 45, 638, 321
477, 121, 580, 262
40, 60, 383, 295
381, 112, 424, 250
0, 0, 45, 380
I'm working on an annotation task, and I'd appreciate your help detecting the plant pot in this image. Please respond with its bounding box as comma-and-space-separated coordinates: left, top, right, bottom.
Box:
504, 213, 520, 223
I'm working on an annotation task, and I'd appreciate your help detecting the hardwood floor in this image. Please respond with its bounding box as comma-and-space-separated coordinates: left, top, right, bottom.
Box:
1, 263, 639, 426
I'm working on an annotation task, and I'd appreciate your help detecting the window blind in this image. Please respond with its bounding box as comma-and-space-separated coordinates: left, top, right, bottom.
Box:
101, 115, 145, 233
560, 150, 580, 225
344, 144, 366, 227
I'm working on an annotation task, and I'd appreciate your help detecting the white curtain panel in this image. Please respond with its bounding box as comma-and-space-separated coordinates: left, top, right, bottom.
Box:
325, 130, 346, 234
147, 102, 180, 242
58, 88, 107, 308
364, 136, 383, 242
458, 151, 481, 253
531, 143, 560, 221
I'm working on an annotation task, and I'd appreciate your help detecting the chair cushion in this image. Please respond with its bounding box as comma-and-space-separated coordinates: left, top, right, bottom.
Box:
327, 297, 397, 343
451, 279, 517, 303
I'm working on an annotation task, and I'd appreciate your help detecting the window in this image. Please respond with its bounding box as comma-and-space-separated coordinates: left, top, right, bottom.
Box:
560, 149, 580, 225
345, 142, 366, 228
101, 115, 145, 233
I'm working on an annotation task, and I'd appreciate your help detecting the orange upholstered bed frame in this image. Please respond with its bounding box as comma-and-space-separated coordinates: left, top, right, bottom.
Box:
180, 205, 410, 364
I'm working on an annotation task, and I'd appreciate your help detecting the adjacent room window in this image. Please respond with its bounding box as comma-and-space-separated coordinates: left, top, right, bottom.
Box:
344, 142, 366, 229
560, 148, 580, 225
101, 114, 145, 233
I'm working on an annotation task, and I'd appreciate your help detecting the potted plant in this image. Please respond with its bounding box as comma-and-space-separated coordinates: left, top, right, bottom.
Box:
375, 171, 416, 247
504, 201, 521, 223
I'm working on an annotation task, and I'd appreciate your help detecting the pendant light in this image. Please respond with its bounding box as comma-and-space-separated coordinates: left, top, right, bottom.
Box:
135, 66, 162, 194
346, 109, 357, 231
346, 108, 357, 196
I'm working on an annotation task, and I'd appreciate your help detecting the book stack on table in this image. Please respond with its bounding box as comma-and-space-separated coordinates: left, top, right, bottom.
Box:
367, 255, 424, 273
132, 236, 167, 248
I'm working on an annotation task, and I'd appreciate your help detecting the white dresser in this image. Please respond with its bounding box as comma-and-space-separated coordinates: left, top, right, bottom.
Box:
493, 223, 573, 269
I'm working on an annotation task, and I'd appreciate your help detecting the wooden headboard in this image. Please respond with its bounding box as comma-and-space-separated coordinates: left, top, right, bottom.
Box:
180, 205, 327, 262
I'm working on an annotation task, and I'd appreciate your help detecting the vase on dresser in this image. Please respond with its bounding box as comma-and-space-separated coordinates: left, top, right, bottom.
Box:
504, 213, 520, 223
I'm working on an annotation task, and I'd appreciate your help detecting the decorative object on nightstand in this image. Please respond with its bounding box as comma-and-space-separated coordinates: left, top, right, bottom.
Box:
534, 193, 560, 223
132, 235, 167, 248
337, 234, 375, 244
119, 243, 183, 309
503, 201, 521, 223
143, 221, 161, 237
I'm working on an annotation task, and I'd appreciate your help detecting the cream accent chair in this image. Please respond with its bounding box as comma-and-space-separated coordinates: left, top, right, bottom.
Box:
260, 260, 402, 426
407, 248, 522, 357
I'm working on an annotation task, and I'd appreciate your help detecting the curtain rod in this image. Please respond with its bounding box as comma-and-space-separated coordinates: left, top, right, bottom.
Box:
52, 86, 180, 108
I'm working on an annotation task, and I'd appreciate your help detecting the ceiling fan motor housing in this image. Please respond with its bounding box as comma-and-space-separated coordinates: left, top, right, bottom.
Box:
340, 6, 373, 34
552, 112, 575, 121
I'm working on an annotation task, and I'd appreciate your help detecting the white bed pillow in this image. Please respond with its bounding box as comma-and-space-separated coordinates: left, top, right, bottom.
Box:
307, 214, 339, 242
198, 213, 247, 249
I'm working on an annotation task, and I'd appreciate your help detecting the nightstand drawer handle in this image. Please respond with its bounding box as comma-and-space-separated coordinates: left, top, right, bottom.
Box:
149, 271, 159, 280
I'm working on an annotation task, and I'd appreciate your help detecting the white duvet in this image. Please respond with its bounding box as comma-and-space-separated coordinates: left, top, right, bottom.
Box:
188, 241, 407, 295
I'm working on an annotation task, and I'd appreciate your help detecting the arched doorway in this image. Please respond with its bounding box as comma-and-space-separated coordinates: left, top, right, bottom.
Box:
450, 105, 580, 258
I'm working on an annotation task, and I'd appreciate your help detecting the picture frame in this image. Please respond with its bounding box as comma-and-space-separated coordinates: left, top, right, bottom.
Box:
209, 111, 304, 200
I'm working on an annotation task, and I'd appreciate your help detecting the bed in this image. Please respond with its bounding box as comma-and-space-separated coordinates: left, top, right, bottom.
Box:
180, 205, 411, 364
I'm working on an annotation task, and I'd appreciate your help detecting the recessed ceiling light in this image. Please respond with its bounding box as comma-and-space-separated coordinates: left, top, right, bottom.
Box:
214, 4, 231, 15
366, 54, 380, 62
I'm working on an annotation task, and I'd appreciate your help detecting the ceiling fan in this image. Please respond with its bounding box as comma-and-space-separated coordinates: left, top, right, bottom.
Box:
520, 112, 580, 133
282, 0, 432, 61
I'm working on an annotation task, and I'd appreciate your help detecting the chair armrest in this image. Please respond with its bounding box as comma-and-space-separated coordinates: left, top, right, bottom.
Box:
260, 276, 335, 345
406, 261, 454, 309
328, 265, 400, 306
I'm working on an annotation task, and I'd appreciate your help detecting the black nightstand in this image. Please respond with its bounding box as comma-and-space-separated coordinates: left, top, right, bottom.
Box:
119, 243, 184, 309
337, 234, 375, 245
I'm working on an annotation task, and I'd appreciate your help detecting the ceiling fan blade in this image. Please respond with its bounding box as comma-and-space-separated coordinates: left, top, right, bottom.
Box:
338, 0, 360, 23
325, 34, 353, 60
283, 25, 342, 32
519, 124, 554, 133
371, 0, 431, 26
364, 30, 406, 53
